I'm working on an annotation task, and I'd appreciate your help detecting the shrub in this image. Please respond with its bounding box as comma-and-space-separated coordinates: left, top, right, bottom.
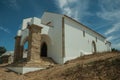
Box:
0, 46, 6, 56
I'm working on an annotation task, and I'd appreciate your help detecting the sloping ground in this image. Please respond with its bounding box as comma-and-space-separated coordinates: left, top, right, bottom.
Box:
0, 52, 120, 80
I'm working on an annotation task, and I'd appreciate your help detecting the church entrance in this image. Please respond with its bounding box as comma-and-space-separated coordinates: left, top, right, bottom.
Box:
41, 42, 47, 57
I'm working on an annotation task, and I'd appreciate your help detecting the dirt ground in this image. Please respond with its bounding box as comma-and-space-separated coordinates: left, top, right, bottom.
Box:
0, 52, 120, 80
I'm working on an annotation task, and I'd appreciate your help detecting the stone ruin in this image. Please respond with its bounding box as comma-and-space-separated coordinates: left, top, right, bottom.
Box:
7, 24, 55, 74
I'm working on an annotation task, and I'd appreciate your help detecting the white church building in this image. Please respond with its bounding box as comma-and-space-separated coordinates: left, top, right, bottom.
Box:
14, 12, 111, 64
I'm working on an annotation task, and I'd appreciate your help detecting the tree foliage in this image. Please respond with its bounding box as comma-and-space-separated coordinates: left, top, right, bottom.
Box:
0, 46, 6, 56
112, 48, 119, 52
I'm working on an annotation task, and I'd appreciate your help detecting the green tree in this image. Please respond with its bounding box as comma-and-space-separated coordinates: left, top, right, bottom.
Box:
0, 46, 6, 56
112, 48, 119, 52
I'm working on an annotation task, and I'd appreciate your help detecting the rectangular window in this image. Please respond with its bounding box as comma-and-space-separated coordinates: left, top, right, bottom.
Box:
83, 31, 85, 37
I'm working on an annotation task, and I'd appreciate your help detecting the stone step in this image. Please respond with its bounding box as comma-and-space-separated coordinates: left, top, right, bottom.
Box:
7, 57, 56, 68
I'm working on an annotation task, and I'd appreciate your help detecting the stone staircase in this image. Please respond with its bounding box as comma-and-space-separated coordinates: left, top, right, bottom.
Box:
7, 57, 56, 68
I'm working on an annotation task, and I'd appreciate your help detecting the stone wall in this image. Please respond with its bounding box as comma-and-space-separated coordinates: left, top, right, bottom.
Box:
27, 24, 42, 62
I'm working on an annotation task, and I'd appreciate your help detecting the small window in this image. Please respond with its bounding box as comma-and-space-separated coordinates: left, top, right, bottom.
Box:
83, 31, 85, 37
96, 37, 97, 42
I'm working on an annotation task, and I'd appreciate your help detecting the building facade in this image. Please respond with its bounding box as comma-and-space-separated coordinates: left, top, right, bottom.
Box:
14, 12, 111, 64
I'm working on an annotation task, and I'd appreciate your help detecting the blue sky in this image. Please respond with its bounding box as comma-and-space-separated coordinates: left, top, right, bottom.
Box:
0, 0, 120, 51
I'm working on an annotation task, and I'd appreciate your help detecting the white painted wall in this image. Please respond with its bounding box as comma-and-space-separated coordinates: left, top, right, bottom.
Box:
19, 13, 64, 64
41, 12, 63, 64
20, 28, 29, 46
31, 17, 41, 26
63, 17, 111, 62
106, 41, 111, 51
7, 67, 45, 74
17, 30, 22, 36
22, 18, 32, 30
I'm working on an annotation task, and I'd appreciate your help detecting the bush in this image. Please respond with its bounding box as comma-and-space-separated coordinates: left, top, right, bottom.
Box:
0, 46, 6, 56
112, 48, 119, 52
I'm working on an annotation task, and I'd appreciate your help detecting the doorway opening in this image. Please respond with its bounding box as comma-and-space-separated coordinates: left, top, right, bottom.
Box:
92, 41, 96, 53
23, 41, 28, 58
41, 42, 47, 57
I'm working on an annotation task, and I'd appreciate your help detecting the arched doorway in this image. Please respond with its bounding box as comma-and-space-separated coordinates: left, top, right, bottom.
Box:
92, 41, 96, 53
23, 41, 28, 59
41, 42, 47, 57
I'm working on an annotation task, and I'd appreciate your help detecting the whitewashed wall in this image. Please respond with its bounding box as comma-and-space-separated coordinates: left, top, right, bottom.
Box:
20, 13, 64, 64
20, 29, 29, 46
41, 12, 63, 64
63, 17, 111, 62
22, 18, 32, 30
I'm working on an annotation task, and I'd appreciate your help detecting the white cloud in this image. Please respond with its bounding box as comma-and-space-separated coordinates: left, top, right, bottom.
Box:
57, 0, 67, 8
106, 36, 114, 41
95, 0, 120, 50
9, 0, 20, 10
0, 26, 10, 34
112, 43, 120, 50
97, 0, 120, 21
55, 0, 90, 20
105, 23, 120, 35
106, 35, 119, 41
105, 22, 120, 50
97, 10, 120, 21
63, 7, 72, 16
2, 0, 20, 10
